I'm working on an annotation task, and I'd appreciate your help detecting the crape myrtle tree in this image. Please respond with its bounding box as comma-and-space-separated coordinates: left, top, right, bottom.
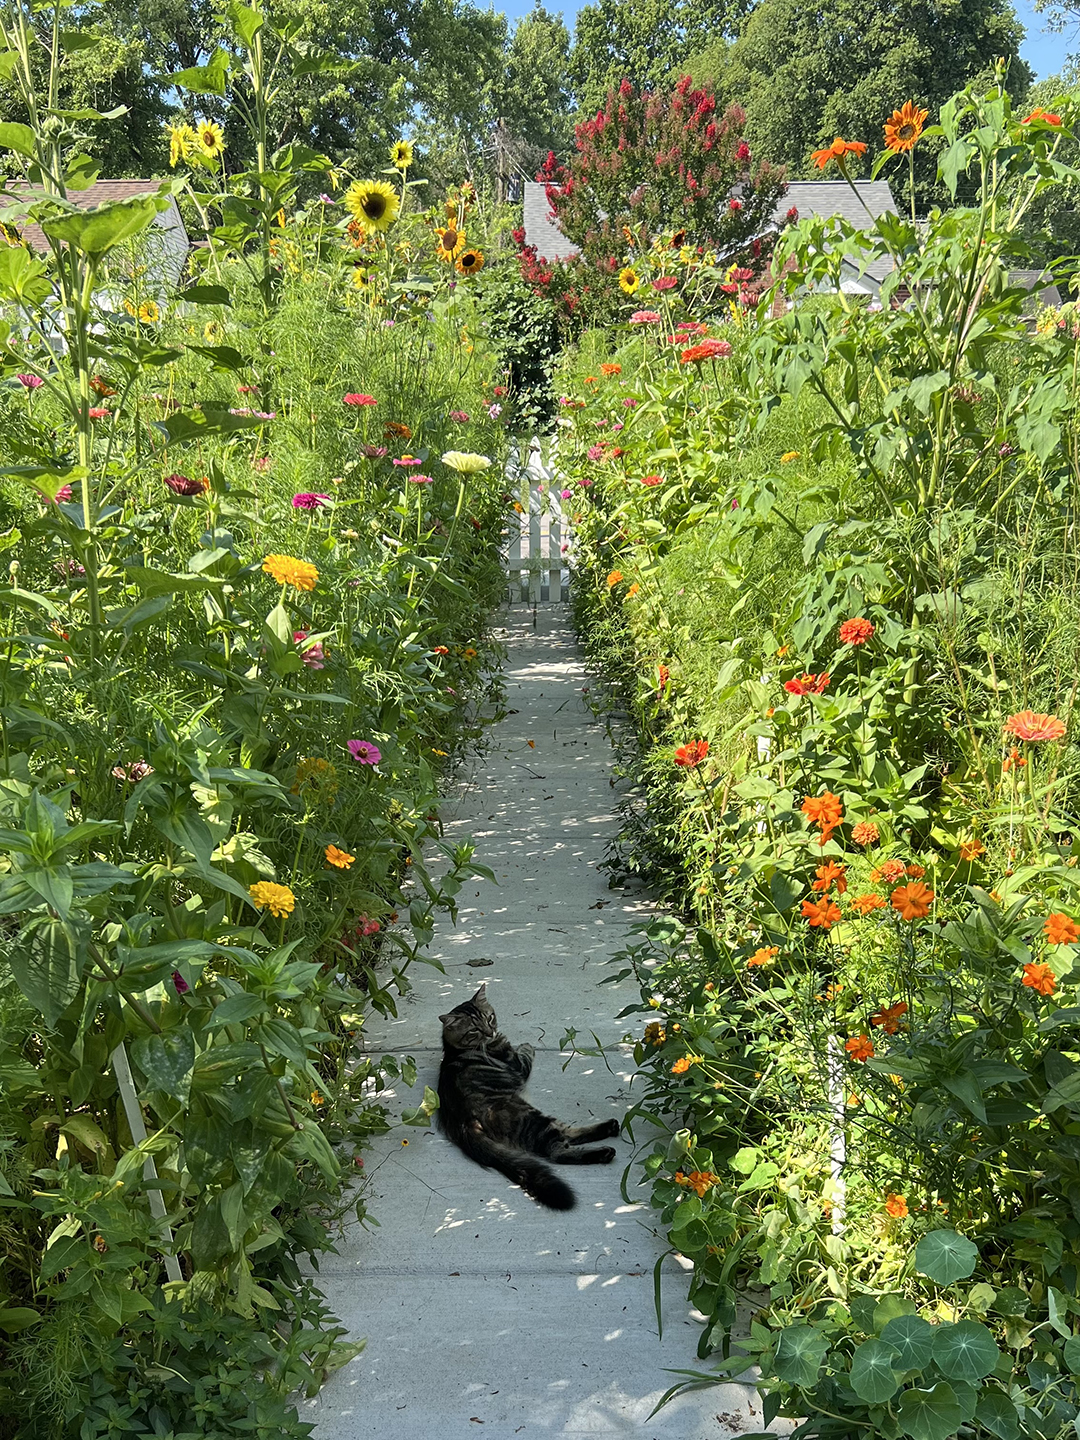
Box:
515, 76, 786, 328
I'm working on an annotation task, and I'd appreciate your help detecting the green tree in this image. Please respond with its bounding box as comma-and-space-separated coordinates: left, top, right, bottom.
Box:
492, 3, 573, 195
568, 0, 749, 118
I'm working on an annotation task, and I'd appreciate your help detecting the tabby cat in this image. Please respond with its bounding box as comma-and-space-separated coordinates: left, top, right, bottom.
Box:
437, 985, 620, 1210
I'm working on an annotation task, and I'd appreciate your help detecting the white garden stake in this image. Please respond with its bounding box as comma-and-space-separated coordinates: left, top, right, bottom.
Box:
111, 1042, 184, 1284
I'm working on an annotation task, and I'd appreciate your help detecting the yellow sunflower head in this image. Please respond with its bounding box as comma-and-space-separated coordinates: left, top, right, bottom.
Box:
351, 267, 370, 290
435, 225, 465, 262
344, 180, 400, 234
883, 101, 928, 154
196, 120, 225, 159
456, 248, 484, 277
138, 300, 160, 323
166, 122, 197, 168
390, 139, 414, 170
203, 319, 224, 342
619, 267, 640, 295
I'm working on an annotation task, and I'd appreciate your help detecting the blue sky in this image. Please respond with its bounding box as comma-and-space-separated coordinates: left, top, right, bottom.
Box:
498, 0, 1074, 82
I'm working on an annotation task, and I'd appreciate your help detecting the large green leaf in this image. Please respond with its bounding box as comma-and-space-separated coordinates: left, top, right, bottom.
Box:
849, 1338, 900, 1403
0, 245, 51, 303
974, 1388, 1020, 1440
42, 195, 162, 258
206, 993, 267, 1029
0, 1307, 41, 1333
771, 1325, 828, 1387
131, 1030, 196, 1103
880, 1314, 935, 1370
0, 122, 36, 158
897, 1383, 965, 1440
168, 47, 229, 95
7, 914, 85, 1024
915, 1229, 979, 1285
932, 1321, 1000, 1381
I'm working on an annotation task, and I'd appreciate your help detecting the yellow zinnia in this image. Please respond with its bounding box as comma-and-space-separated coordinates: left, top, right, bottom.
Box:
390, 139, 414, 169
441, 451, 492, 473
619, 267, 640, 295
456, 248, 484, 276
196, 119, 225, 159
262, 554, 318, 591
345, 180, 400, 234
248, 881, 295, 917
435, 225, 466, 263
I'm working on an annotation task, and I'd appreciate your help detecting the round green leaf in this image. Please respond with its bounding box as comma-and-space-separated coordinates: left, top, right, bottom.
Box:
772, 1325, 829, 1388
914, 1229, 979, 1285
1063, 1335, 1080, 1374
897, 1382, 965, 1440
849, 1338, 900, 1403
975, 1387, 1021, 1440
880, 1314, 935, 1371
933, 1320, 1000, 1381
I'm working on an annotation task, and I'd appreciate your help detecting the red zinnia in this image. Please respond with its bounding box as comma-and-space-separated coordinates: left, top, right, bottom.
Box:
838, 617, 874, 646
785, 673, 830, 696
674, 739, 709, 769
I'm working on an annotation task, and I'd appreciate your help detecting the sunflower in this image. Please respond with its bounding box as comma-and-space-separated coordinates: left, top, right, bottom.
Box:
167, 122, 196, 168
883, 101, 928, 154
138, 300, 160, 323
203, 319, 224, 342
456, 248, 484, 276
196, 120, 225, 159
618, 267, 640, 295
390, 139, 414, 170
670, 229, 686, 249
435, 225, 466, 262
344, 179, 400, 234
351, 267, 370, 291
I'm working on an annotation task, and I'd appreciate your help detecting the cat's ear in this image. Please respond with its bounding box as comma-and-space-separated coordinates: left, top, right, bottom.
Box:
471, 984, 488, 1003
437, 1013, 450, 1024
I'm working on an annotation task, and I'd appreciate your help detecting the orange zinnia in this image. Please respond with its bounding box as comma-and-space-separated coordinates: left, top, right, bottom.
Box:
851, 821, 879, 846
812, 861, 848, 894
801, 896, 842, 929
600, 362, 622, 376
884, 1192, 909, 1218
838, 616, 875, 646
845, 1035, 875, 1062
905, 863, 926, 879
870, 1000, 909, 1034
1022, 962, 1057, 996
891, 881, 934, 920
1045, 912, 1080, 946
747, 945, 779, 967
883, 101, 928, 154
674, 739, 709, 769
811, 137, 868, 170
850, 893, 886, 915
1005, 710, 1066, 743
801, 792, 844, 830
872, 859, 906, 884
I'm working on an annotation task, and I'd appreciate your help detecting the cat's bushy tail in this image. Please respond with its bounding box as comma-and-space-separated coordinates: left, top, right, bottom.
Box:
456, 1130, 575, 1210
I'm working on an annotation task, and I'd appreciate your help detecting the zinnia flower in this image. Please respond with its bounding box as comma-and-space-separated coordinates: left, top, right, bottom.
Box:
959, 838, 985, 861
248, 881, 296, 918
1045, 912, 1080, 945
641, 474, 663, 487
293, 631, 326, 669
292, 492, 330, 509
1023, 962, 1058, 995
883, 102, 929, 153
1005, 710, 1066, 743
325, 844, 355, 869
851, 821, 879, 846
891, 881, 934, 920
680, 339, 732, 364
345, 179, 400, 233
600, 363, 622, 376
630, 310, 662, 324
263, 554, 318, 591
845, 1035, 874, 1062
456, 249, 484, 276
784, 672, 829, 696
872, 859, 907, 884
16, 373, 42, 389
870, 1001, 908, 1034
747, 945, 778, 967
651, 276, 678, 291
88, 407, 109, 419
801, 896, 842, 928
674, 739, 709, 769
344, 393, 377, 406
450, 410, 470, 422
811, 137, 868, 170
780, 450, 799, 462
850, 893, 886, 915
347, 739, 381, 765
839, 617, 874, 646
619, 267, 640, 294
164, 473, 208, 496
441, 451, 491, 473
884, 1193, 908, 1218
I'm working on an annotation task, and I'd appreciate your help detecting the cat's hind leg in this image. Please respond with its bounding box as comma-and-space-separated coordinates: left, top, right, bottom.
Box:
548, 1137, 617, 1164
563, 1118, 620, 1143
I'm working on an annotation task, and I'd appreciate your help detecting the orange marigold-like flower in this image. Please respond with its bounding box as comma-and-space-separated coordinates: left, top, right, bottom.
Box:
802, 792, 843, 830
884, 1192, 909, 1218
883, 102, 928, 154
845, 1035, 875, 1062
959, 838, 985, 861
263, 554, 318, 590
801, 896, 842, 929
1023, 107, 1062, 126
1045, 912, 1080, 945
1022, 962, 1057, 996
891, 881, 935, 920
811, 137, 868, 170
1005, 710, 1066, 743
674, 1169, 721, 1197
248, 880, 296, 917
839, 617, 875, 646
600, 362, 622, 376
851, 821, 879, 846
674, 739, 709, 769
812, 861, 848, 894
606, 570, 623, 588
871, 859, 906, 884
905, 863, 926, 879
747, 945, 779, 968
1002, 746, 1027, 773
850, 893, 886, 915
870, 1000, 909, 1034
325, 844, 355, 870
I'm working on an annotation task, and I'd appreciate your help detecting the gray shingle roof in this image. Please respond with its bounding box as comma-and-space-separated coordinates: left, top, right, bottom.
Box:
522, 182, 578, 262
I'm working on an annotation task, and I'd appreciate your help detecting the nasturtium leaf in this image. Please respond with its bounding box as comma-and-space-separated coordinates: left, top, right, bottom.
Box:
974, 1388, 1021, 1440
1062, 1335, 1080, 1373
933, 1320, 1000, 1380
772, 1325, 828, 1388
915, 1229, 979, 1285
880, 1314, 935, 1370
849, 1338, 900, 1403
896, 1383, 965, 1440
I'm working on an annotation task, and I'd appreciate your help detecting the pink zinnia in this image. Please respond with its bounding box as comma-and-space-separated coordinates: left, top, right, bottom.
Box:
293, 630, 326, 669
392, 456, 422, 467
347, 739, 381, 765
292, 492, 330, 509
408, 474, 434, 484
164, 473, 207, 496
54, 484, 72, 502
728, 199, 743, 213
88, 407, 109, 420
17, 373, 42, 389
587, 445, 605, 461
651, 277, 677, 291
450, 410, 470, 422
630, 310, 662, 324
344, 393, 376, 406
622, 398, 638, 408
560, 488, 573, 499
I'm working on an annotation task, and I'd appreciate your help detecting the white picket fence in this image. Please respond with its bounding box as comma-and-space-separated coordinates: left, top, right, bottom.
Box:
505, 436, 572, 604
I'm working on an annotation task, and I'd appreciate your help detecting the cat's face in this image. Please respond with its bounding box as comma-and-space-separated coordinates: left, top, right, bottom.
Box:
438, 985, 497, 1049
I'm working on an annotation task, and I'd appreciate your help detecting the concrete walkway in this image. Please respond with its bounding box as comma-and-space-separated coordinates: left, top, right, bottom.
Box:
305, 605, 763, 1440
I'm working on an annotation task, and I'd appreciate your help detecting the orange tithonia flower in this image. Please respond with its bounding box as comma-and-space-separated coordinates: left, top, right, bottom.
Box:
1005, 710, 1066, 743
674, 739, 709, 769
801, 791, 844, 830
812, 861, 848, 894
883, 101, 929, 153
606, 570, 623, 588
845, 1035, 875, 1062
801, 896, 842, 929
839, 617, 875, 646
850, 893, 887, 915
959, 838, 985, 861
1002, 746, 1027, 773
747, 945, 779, 967
1022, 962, 1057, 996
600, 362, 622, 376
325, 844, 355, 870
872, 859, 906, 884
1045, 912, 1080, 945
870, 1000, 909, 1034
1023, 107, 1062, 126
884, 1192, 909, 1218
891, 881, 934, 920
905, 863, 926, 879
851, 821, 880, 846
811, 137, 868, 170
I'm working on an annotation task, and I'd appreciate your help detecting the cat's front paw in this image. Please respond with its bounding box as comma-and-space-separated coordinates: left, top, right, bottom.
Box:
597, 1118, 620, 1139
518, 1043, 535, 1062
596, 1147, 617, 1164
